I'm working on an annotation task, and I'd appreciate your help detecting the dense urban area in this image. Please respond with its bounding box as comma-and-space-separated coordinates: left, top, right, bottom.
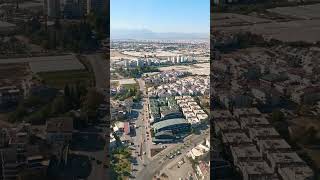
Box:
212, 0, 320, 179
110, 40, 210, 180
1, 0, 320, 180
0, 0, 109, 179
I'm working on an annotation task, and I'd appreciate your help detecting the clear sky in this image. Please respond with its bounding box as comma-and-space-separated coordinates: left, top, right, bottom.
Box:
111, 0, 210, 34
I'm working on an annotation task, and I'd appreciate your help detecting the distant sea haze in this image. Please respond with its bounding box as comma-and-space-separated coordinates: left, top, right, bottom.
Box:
111, 28, 209, 41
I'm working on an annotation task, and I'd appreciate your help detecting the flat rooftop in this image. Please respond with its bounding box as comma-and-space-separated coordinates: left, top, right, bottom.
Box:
279, 166, 314, 180
231, 145, 262, 159
222, 132, 252, 145
268, 152, 305, 164
215, 120, 241, 131
234, 108, 262, 118
238, 161, 273, 175
240, 116, 270, 127
211, 110, 233, 120
258, 139, 291, 150
248, 127, 280, 139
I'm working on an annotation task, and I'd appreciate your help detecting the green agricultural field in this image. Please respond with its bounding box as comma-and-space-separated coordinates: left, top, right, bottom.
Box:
37, 70, 93, 89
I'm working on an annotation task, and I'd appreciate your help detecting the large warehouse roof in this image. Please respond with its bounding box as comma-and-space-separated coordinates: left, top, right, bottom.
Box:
153, 118, 189, 130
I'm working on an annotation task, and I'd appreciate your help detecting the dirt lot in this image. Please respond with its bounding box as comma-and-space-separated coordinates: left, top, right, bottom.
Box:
161, 157, 196, 180
159, 63, 209, 75
268, 3, 320, 20
214, 11, 320, 43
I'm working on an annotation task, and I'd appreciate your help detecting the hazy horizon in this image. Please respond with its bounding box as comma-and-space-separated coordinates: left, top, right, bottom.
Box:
110, 28, 209, 40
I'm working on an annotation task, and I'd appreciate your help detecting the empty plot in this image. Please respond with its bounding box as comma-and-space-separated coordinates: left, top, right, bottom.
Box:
111, 78, 136, 85
159, 63, 209, 75
212, 13, 270, 27
268, 4, 320, 20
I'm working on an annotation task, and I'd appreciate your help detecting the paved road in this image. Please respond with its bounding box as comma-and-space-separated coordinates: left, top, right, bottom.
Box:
85, 53, 108, 90
82, 53, 109, 180
135, 130, 209, 180
71, 128, 108, 180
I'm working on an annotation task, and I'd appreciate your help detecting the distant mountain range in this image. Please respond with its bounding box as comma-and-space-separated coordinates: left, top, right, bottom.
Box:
111, 28, 209, 41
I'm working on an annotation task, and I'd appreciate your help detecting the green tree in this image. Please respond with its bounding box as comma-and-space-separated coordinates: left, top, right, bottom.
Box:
271, 110, 284, 122
81, 89, 104, 123
51, 96, 66, 115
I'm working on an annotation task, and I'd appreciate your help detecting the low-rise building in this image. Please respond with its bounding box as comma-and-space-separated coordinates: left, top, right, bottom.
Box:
233, 108, 262, 119
230, 145, 262, 165
222, 132, 252, 146
257, 139, 291, 154
278, 165, 314, 180
237, 161, 274, 180
266, 152, 306, 170
214, 120, 241, 134
248, 127, 281, 141
46, 117, 73, 144
0, 148, 19, 180
212, 110, 233, 120
239, 116, 271, 129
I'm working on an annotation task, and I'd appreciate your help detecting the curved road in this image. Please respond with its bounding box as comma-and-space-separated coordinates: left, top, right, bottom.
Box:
85, 53, 109, 90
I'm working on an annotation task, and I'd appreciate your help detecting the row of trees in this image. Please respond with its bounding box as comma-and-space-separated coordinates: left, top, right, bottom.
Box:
24, 12, 107, 52
110, 147, 132, 180
114, 87, 141, 102
117, 66, 160, 78
9, 82, 104, 125
0, 36, 29, 55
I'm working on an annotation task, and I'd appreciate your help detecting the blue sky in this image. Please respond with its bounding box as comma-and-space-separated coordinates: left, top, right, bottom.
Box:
111, 0, 210, 33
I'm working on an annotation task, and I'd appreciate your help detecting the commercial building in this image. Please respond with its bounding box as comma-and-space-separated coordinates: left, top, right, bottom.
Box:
152, 118, 190, 134
153, 131, 176, 143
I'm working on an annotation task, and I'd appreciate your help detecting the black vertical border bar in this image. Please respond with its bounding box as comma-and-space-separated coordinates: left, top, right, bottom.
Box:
104, 0, 111, 179
210, 0, 215, 179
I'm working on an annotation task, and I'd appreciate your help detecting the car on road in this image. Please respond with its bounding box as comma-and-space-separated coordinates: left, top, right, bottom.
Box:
143, 152, 146, 155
